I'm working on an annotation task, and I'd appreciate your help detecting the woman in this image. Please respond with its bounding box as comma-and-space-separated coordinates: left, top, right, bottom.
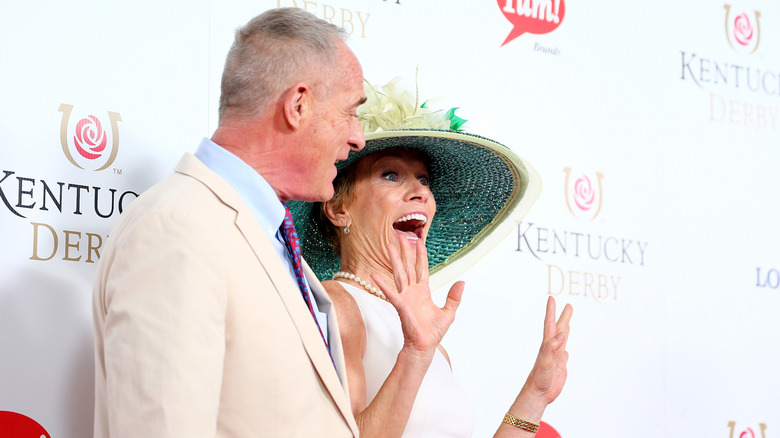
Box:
290, 80, 573, 437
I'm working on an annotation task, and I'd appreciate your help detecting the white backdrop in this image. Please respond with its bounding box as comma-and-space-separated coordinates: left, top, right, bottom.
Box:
1, 1, 778, 437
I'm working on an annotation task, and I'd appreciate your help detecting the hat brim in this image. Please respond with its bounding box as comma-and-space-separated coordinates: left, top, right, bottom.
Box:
289, 129, 541, 291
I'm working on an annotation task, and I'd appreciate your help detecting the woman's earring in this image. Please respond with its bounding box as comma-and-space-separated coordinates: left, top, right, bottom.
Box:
343, 225, 350, 235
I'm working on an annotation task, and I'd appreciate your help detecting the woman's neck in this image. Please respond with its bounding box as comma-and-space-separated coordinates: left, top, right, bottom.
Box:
337, 248, 396, 295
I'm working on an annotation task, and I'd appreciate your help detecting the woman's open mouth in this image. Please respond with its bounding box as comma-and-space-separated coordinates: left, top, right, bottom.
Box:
393, 213, 427, 242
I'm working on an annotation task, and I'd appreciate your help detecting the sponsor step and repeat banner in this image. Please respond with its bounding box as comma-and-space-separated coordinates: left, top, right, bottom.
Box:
1, 1, 778, 436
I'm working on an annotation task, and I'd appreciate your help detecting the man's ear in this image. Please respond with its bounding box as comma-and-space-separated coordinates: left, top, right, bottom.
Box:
323, 200, 350, 228
283, 82, 312, 130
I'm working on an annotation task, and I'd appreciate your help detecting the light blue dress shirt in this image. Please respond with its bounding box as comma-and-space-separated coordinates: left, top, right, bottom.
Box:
194, 138, 329, 342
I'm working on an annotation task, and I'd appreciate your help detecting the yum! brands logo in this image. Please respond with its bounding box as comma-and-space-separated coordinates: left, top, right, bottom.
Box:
58, 104, 122, 171
0, 411, 51, 437
724, 4, 761, 55
563, 167, 604, 221
537, 421, 562, 438
498, 0, 565, 46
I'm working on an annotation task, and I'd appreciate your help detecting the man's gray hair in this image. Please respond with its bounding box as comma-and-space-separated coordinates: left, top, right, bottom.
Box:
219, 8, 347, 120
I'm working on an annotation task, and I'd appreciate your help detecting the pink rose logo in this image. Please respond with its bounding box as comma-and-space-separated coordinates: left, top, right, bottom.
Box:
73, 115, 108, 160
733, 12, 754, 46
740, 428, 755, 438
723, 6, 761, 55
58, 104, 123, 171
728, 421, 767, 438
573, 175, 595, 211
563, 167, 604, 220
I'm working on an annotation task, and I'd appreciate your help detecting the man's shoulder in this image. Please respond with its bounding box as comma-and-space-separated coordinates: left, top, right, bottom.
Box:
109, 157, 230, 235
128, 170, 208, 212
128, 154, 228, 211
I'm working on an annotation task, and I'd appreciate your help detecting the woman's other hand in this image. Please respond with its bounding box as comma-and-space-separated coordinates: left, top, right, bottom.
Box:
496, 297, 573, 437
372, 236, 464, 361
525, 296, 573, 404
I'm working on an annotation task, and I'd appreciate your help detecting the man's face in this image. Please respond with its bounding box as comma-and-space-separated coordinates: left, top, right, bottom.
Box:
294, 42, 366, 203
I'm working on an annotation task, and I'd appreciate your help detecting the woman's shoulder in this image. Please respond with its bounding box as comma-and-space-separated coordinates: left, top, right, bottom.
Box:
322, 280, 366, 335
322, 279, 356, 306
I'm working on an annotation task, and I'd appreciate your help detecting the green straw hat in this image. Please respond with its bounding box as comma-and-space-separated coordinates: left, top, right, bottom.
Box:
288, 79, 542, 291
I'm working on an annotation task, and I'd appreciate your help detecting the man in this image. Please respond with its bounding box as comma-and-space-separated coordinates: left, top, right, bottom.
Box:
93, 8, 366, 437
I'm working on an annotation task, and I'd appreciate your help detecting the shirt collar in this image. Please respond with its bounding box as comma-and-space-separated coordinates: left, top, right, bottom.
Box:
194, 137, 285, 239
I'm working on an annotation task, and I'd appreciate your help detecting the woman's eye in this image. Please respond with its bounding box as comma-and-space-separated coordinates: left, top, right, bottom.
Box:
382, 172, 399, 182
418, 176, 430, 186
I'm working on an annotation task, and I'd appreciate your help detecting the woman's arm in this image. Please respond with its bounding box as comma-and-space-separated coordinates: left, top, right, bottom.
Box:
326, 280, 428, 436
323, 281, 368, 416
326, 236, 465, 438
494, 296, 573, 437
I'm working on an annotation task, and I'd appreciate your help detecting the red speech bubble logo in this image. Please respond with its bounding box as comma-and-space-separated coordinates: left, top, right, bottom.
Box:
0, 411, 51, 438
537, 421, 562, 438
498, 0, 565, 46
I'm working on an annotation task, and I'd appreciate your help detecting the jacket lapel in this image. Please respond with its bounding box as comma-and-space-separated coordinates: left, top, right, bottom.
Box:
304, 260, 351, 389
174, 154, 359, 436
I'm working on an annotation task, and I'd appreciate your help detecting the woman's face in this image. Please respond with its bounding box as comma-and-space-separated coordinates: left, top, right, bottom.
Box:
341, 150, 436, 261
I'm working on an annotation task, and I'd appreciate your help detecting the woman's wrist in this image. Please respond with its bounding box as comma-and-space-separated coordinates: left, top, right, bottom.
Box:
495, 390, 547, 438
506, 383, 549, 425
501, 413, 540, 434
398, 342, 437, 367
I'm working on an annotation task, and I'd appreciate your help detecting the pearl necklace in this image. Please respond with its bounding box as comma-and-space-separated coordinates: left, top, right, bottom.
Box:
332, 271, 389, 303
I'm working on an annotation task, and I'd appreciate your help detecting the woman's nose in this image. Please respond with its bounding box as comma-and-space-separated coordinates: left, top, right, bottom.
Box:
405, 178, 429, 202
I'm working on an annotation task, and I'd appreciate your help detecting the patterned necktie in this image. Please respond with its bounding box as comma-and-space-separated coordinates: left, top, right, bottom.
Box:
279, 204, 333, 364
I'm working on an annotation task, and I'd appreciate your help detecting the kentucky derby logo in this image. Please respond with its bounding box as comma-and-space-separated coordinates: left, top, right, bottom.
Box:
563, 167, 603, 221
498, 0, 565, 47
728, 421, 767, 438
724, 5, 761, 55
58, 103, 122, 171
0, 411, 51, 438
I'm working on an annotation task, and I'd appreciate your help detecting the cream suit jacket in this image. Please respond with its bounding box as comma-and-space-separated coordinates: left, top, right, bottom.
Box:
93, 153, 359, 437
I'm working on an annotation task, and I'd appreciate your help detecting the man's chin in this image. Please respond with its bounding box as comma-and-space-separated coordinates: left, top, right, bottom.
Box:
300, 186, 335, 203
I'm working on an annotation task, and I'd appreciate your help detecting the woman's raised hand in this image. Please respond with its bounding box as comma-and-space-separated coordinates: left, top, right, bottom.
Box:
371, 236, 464, 360
524, 297, 574, 406
495, 297, 573, 437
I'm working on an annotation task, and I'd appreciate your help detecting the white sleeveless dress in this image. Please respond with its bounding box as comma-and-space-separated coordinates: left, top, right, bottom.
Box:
338, 281, 475, 437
